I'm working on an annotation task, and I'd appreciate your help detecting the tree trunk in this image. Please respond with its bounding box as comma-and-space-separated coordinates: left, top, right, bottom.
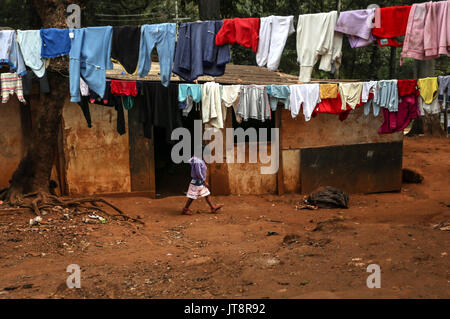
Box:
389, 46, 396, 78
2, 0, 85, 204
4, 74, 68, 204
369, 44, 379, 80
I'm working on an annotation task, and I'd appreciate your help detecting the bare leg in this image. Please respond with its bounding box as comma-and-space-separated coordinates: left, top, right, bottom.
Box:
184, 198, 194, 209
205, 196, 223, 213
182, 198, 194, 215
204, 196, 214, 209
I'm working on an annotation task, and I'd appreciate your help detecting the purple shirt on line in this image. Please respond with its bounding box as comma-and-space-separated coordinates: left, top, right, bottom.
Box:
335, 9, 376, 48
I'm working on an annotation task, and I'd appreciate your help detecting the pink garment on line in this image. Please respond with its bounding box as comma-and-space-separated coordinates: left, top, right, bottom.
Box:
401, 1, 449, 63
378, 94, 420, 134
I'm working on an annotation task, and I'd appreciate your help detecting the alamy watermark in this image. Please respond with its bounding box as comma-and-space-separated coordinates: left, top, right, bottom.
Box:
171, 120, 279, 175
66, 264, 81, 288
366, 264, 381, 288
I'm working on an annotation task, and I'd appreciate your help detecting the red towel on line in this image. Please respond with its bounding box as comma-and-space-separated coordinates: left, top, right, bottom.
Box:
110, 80, 138, 97
312, 92, 372, 121
372, 5, 412, 47
216, 18, 260, 52
398, 79, 419, 97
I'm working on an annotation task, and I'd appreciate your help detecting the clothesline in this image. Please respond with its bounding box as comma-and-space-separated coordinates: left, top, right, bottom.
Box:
66, 74, 448, 141
0, 1, 448, 140
0, 2, 448, 94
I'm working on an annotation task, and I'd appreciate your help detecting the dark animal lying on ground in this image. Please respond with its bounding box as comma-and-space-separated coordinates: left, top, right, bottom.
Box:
402, 168, 424, 184
305, 186, 349, 209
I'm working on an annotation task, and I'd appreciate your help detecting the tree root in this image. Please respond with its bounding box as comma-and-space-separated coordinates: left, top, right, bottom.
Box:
0, 189, 144, 225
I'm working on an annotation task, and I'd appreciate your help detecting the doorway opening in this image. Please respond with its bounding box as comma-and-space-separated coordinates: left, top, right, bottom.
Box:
153, 107, 201, 197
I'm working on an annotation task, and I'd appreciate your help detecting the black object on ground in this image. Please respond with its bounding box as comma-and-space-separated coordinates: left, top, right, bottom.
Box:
306, 186, 349, 209
402, 168, 424, 184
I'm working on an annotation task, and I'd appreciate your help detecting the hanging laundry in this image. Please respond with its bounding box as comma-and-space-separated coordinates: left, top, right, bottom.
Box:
179, 84, 202, 104
181, 95, 199, 117
122, 96, 134, 110
0, 31, 26, 76
289, 84, 321, 121
296, 11, 343, 82
202, 82, 225, 129
338, 82, 363, 110
173, 21, 231, 82
77, 97, 92, 128
40, 28, 71, 58
179, 84, 202, 117
373, 80, 399, 112
312, 94, 342, 115
88, 80, 125, 135
1, 72, 26, 103
17, 30, 46, 78
216, 18, 260, 52
0, 30, 14, 63
137, 23, 176, 87
222, 85, 242, 123
69, 26, 113, 103
398, 79, 419, 97
378, 94, 419, 134
22, 71, 50, 96
137, 82, 182, 141
111, 26, 141, 75
335, 9, 376, 48
312, 92, 368, 121
371, 5, 412, 47
256, 16, 295, 71
418, 96, 441, 115
236, 85, 272, 122
80, 77, 89, 96
361, 81, 377, 102
362, 81, 378, 116
110, 80, 138, 97
438, 75, 450, 102
320, 83, 338, 99
401, 1, 449, 62
266, 85, 290, 110
417, 77, 438, 104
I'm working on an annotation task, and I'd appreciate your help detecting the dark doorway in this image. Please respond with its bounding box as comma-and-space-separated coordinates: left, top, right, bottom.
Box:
153, 105, 201, 197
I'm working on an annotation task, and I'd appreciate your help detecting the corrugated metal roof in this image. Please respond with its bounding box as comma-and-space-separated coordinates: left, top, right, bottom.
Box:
106, 62, 299, 85
106, 62, 358, 84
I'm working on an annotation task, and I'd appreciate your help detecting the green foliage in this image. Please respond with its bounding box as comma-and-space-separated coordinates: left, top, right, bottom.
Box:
83, 0, 199, 26
0, 0, 41, 29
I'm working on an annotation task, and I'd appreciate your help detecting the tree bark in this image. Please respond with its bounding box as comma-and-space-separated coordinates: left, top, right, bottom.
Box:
3, 1, 84, 204
389, 46, 396, 79
369, 44, 379, 80
4, 74, 68, 204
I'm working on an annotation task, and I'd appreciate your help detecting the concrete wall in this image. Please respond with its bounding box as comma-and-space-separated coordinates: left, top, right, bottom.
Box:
280, 106, 403, 150
225, 143, 277, 195
282, 149, 301, 193
0, 99, 24, 188
62, 100, 131, 195
280, 106, 403, 193
209, 106, 404, 195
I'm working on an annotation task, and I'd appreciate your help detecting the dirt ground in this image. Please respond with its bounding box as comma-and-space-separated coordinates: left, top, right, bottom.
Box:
0, 136, 449, 299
